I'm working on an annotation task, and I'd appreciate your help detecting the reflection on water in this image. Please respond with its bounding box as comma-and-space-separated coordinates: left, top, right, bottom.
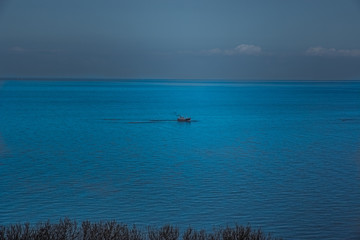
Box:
0, 80, 360, 240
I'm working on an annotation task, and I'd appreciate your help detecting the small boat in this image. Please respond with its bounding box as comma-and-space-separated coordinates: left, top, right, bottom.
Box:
177, 116, 191, 122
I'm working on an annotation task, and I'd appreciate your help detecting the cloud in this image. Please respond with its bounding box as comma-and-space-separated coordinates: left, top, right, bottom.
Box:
202, 44, 262, 56
226, 44, 262, 55
306, 46, 360, 57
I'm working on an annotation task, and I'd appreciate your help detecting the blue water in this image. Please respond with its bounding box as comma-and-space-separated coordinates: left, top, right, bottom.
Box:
0, 80, 359, 239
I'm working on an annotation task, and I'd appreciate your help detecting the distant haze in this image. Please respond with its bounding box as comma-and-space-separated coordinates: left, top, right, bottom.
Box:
1, 0, 360, 80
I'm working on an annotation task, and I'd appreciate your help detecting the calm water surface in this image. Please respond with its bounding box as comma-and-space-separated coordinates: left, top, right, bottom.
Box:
0, 80, 359, 239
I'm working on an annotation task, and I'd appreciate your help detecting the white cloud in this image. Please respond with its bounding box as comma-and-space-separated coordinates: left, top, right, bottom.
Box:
306, 46, 360, 57
226, 44, 262, 55
202, 44, 262, 56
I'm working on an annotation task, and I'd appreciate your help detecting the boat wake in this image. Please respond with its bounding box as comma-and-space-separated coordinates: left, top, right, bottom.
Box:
102, 119, 197, 124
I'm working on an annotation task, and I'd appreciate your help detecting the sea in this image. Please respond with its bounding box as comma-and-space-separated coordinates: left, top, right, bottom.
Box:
0, 79, 359, 239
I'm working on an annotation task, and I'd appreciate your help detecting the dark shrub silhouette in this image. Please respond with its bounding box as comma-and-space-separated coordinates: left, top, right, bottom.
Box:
0, 219, 281, 240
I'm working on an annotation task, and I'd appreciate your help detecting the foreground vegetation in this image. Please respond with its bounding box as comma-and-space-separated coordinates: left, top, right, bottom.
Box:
0, 219, 281, 240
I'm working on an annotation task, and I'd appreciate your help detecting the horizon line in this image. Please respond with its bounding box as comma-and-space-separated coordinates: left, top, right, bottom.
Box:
1, 77, 359, 82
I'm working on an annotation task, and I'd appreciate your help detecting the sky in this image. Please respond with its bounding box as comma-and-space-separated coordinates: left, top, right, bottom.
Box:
0, 0, 360, 80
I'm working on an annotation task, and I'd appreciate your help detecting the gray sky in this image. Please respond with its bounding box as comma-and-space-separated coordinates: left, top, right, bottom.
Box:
1, 0, 360, 80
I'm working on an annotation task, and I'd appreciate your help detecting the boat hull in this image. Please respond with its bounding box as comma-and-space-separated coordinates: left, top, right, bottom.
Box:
177, 117, 191, 122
